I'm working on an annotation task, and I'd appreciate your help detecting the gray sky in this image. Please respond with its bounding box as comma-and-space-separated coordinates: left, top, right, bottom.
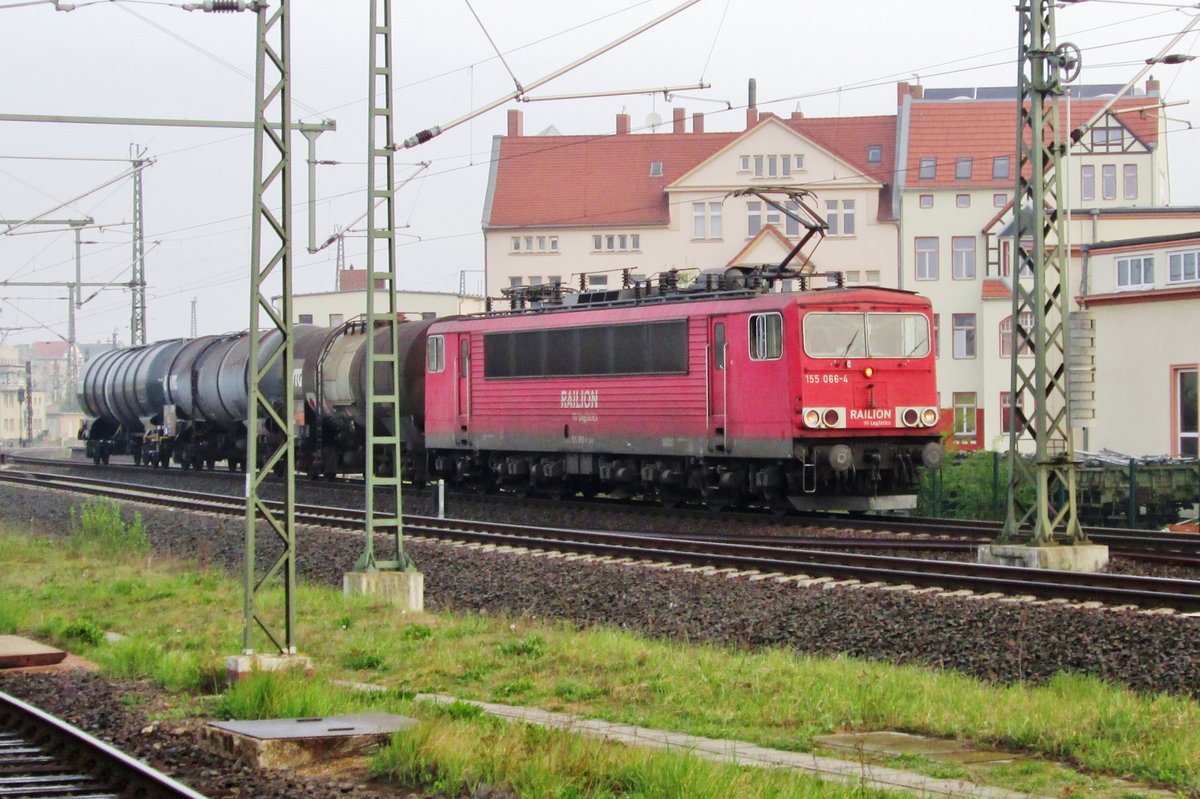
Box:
3, 0, 1199, 347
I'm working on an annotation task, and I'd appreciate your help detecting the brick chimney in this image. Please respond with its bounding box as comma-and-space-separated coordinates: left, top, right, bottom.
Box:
1146, 77, 1160, 95
616, 109, 631, 135
693, 112, 705, 133
507, 108, 523, 137
896, 81, 924, 105
672, 107, 685, 134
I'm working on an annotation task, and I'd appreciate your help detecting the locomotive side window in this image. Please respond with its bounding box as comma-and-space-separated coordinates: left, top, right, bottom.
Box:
460, 337, 470, 377
483, 320, 687, 378
802, 312, 931, 358
714, 323, 726, 370
748, 313, 783, 360
426, 335, 445, 373
866, 313, 931, 358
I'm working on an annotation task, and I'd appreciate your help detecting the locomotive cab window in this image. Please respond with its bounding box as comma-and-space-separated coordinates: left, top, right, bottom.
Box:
748, 313, 783, 360
802, 312, 930, 358
426, 335, 445, 373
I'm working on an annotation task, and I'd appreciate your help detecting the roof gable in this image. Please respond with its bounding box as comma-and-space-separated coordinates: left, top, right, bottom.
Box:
727, 224, 813, 271
670, 116, 883, 191
905, 96, 1158, 189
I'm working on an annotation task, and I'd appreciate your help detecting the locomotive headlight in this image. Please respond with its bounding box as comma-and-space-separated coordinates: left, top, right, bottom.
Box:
823, 409, 841, 427
921, 407, 939, 427
902, 408, 919, 427
803, 409, 821, 428
863, 366, 874, 378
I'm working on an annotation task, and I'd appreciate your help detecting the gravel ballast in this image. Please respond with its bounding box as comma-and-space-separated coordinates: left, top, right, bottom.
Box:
2, 481, 1198, 697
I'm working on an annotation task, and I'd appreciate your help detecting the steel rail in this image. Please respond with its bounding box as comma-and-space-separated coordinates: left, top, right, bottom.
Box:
9, 455, 1198, 563
4, 469, 1200, 613
0, 690, 209, 799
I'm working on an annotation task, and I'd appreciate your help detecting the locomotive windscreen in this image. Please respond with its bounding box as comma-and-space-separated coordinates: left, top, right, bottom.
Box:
802, 312, 930, 359
484, 320, 688, 378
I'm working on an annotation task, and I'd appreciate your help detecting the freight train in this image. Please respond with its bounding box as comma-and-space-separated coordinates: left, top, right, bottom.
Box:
78, 268, 943, 511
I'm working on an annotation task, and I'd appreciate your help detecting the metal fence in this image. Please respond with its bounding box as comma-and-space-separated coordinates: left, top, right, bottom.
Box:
919, 451, 1200, 529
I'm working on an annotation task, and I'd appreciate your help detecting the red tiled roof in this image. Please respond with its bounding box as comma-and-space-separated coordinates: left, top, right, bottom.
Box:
905, 97, 1158, 189
982, 276, 1013, 299
486, 115, 896, 229
33, 341, 69, 359
487, 132, 732, 228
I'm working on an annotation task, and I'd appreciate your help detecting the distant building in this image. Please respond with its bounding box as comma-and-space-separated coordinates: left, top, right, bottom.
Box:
279, 269, 486, 326
0, 345, 47, 445
482, 79, 1196, 457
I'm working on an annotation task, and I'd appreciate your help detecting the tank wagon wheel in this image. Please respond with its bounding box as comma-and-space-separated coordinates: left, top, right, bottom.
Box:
92, 454, 101, 466
206, 459, 216, 471
227, 460, 238, 472
101, 453, 110, 466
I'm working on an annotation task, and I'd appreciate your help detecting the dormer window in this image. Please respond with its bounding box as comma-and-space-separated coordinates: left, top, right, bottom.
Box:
867, 145, 882, 164
919, 158, 936, 180
955, 157, 973, 180
649, 161, 663, 177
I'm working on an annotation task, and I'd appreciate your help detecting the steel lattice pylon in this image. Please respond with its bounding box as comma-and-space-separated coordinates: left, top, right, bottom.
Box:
1001, 0, 1085, 546
243, 0, 298, 655
356, 0, 413, 573
130, 144, 148, 346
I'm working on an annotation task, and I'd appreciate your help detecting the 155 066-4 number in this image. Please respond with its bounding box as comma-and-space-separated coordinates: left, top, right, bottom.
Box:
805, 373, 849, 385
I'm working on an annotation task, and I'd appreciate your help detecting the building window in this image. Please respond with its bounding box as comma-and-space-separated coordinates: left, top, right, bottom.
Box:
592, 232, 641, 253
952, 313, 976, 359
1081, 165, 1095, 202
993, 193, 1007, 207
933, 314, 940, 358
993, 156, 1011, 180
1000, 391, 1026, 434
1116, 255, 1154, 290
915, 237, 939, 280
919, 158, 936, 180
864, 269, 881, 285
1123, 164, 1138, 199
867, 145, 882, 164
783, 200, 803, 237
649, 160, 663, 177
1102, 164, 1117, 200
825, 200, 855, 236
1092, 126, 1124, 151
747, 201, 781, 237
955, 157, 973, 180
999, 311, 1034, 358
1169, 250, 1199, 283
953, 392, 977, 441
509, 276, 523, 288
955, 194, 970, 208
693, 202, 722, 239
427, 335, 445, 373
328, 313, 344, 326
739, 155, 750, 172
513, 235, 558, 253
587, 274, 609, 288
952, 236, 976, 280
919, 194, 934, 209
749, 313, 783, 360
298, 314, 313, 324
1177, 367, 1198, 458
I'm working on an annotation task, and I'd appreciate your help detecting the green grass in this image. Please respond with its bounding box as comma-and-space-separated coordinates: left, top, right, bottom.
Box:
374, 710, 895, 799
2, 527, 1198, 797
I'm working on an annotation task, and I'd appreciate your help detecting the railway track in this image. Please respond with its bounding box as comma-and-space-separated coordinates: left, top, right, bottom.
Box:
4, 468, 1200, 614
9, 453, 1199, 566
0, 689, 207, 799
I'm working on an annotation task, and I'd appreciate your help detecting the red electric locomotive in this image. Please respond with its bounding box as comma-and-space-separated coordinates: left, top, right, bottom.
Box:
424, 270, 942, 511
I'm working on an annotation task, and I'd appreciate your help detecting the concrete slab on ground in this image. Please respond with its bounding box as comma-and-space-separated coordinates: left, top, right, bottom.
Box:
815, 731, 1026, 764
977, 543, 1109, 572
0, 635, 67, 668
204, 713, 415, 769
415, 694, 1047, 799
